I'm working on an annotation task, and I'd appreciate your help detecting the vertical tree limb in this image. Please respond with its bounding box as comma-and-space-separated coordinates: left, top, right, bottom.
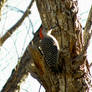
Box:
83, 5, 92, 53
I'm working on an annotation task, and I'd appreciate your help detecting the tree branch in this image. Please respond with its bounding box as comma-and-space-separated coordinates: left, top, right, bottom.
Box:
1, 48, 31, 92
1, 0, 91, 92
72, 5, 92, 62
1, 45, 39, 92
0, 0, 7, 18
1, 29, 44, 92
0, 0, 34, 45
83, 5, 92, 54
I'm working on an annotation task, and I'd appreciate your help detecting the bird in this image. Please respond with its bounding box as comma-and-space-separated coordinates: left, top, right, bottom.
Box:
38, 25, 60, 72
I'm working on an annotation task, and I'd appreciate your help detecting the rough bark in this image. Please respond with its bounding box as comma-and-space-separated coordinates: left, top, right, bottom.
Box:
31, 0, 91, 92
1, 0, 92, 92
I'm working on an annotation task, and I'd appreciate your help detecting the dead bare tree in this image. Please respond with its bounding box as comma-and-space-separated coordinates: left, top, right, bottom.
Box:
0, 0, 92, 92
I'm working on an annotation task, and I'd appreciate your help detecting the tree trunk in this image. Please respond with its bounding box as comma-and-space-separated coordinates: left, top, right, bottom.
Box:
31, 0, 91, 92
1, 0, 91, 92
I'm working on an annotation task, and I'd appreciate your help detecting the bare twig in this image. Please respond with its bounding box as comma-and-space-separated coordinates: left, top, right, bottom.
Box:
0, 0, 34, 45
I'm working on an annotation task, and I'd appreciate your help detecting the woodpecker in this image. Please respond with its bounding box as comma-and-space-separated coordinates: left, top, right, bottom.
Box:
39, 25, 60, 72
